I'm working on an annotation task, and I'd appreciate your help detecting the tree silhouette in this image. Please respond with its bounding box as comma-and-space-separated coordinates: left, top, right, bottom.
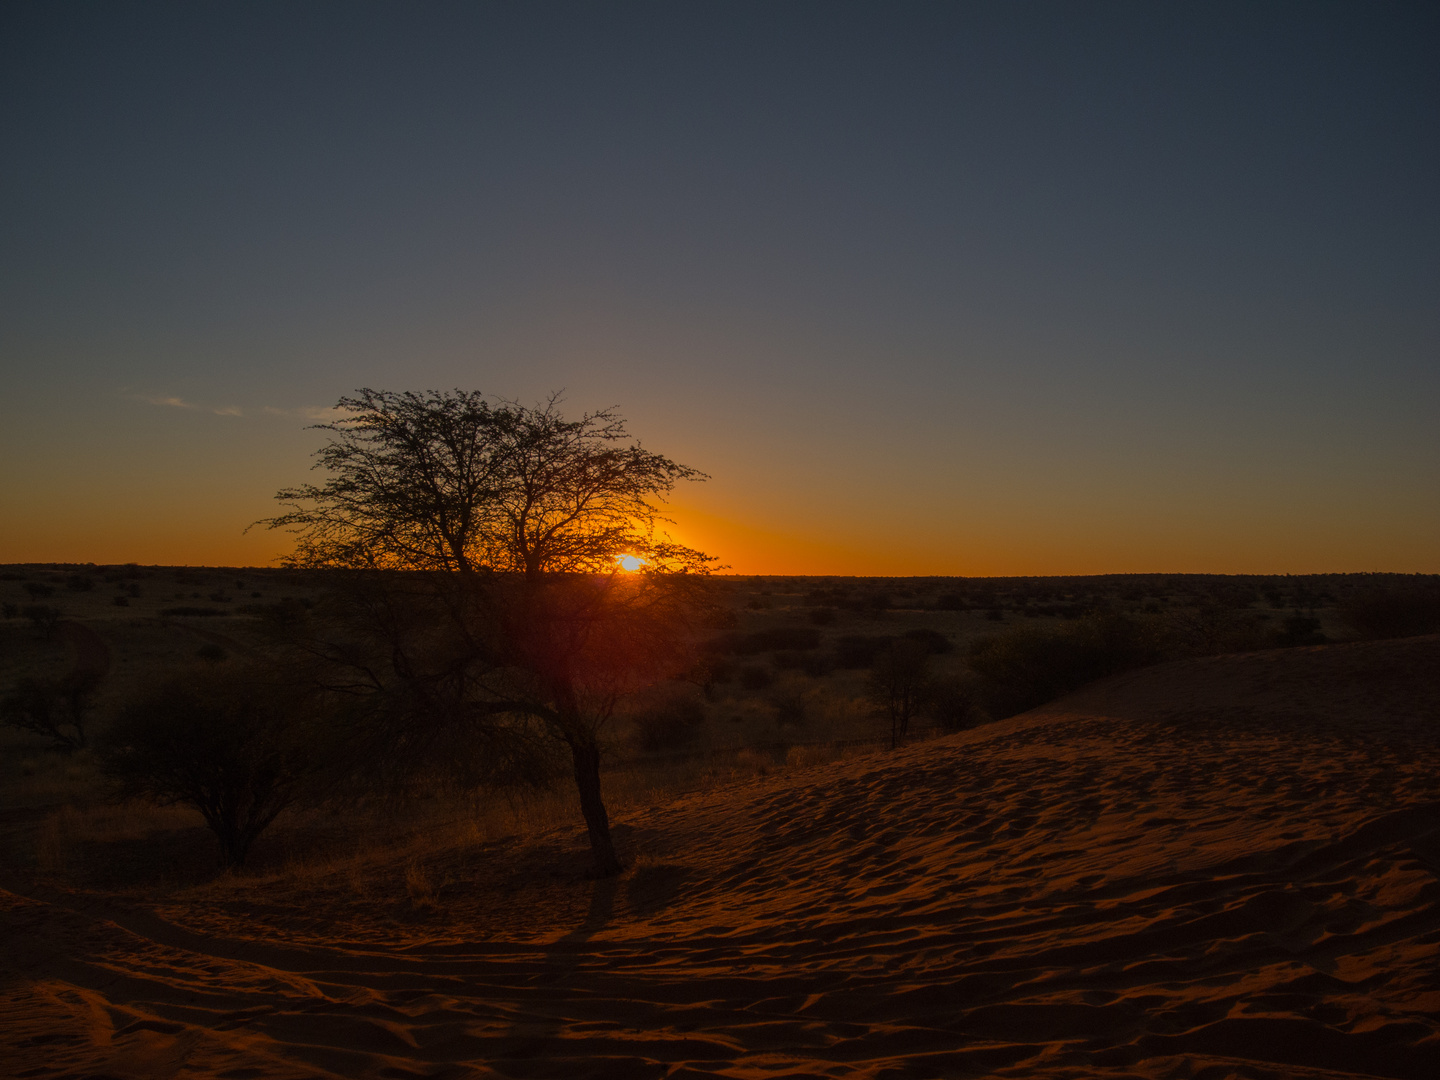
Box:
100, 669, 322, 869
1, 670, 102, 752
259, 390, 716, 877
869, 639, 931, 749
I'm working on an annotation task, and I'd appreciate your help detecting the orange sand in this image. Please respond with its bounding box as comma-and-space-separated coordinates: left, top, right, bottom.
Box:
4, 636, 1438, 1078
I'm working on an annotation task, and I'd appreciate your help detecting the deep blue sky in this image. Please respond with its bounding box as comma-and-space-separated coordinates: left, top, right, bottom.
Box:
2, 1, 1436, 571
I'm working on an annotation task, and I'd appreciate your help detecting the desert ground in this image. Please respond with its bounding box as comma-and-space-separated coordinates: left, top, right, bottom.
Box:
2, 569, 1438, 1078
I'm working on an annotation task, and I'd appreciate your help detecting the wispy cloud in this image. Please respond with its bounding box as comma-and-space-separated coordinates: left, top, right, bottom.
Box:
137, 394, 198, 410
129, 393, 245, 416
263, 405, 344, 421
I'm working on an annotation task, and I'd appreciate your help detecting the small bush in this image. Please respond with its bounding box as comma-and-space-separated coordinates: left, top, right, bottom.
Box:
936, 593, 967, 611
927, 675, 981, 732
100, 669, 323, 869
2, 602, 16, 619
160, 606, 226, 617
903, 627, 953, 655
738, 664, 774, 691
196, 642, 229, 663
1273, 615, 1326, 647
707, 626, 821, 656
1, 671, 103, 752
772, 692, 807, 727
808, 607, 836, 626
800, 651, 836, 678
112, 596, 130, 608
631, 691, 707, 753
23, 582, 55, 599
65, 574, 95, 592
834, 634, 895, 669
21, 604, 61, 637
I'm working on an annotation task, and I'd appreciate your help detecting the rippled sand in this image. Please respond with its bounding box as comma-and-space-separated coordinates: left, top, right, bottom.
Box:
4, 636, 1438, 1078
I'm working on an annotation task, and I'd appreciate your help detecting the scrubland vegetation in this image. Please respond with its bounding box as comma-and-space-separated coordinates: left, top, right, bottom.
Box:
3, 561, 1438, 898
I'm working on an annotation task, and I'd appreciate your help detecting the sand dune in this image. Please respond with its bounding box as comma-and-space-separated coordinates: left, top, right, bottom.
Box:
4, 636, 1438, 1078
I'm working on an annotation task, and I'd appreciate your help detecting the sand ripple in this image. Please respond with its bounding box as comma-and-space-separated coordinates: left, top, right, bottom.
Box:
4, 636, 1438, 1078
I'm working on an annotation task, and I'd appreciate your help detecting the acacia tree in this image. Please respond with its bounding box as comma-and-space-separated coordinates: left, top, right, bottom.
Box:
259, 389, 715, 876
869, 639, 931, 750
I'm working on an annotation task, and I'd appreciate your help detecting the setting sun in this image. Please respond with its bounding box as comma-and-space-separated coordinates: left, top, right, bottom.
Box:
617, 554, 644, 572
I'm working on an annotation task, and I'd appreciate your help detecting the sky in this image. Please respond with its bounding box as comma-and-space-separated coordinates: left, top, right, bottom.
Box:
2, 1, 1436, 575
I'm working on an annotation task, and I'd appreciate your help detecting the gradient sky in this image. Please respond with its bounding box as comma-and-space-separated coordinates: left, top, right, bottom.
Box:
2, 1, 1436, 574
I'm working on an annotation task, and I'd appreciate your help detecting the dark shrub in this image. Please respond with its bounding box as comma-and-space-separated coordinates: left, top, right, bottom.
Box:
808, 607, 836, 626
800, 651, 836, 678
1339, 586, 1440, 640
985, 608, 1004, 621
100, 669, 322, 869
834, 634, 895, 669
936, 593, 967, 611
23, 582, 55, 599
112, 596, 129, 608
969, 614, 1159, 719
632, 691, 707, 753
869, 639, 930, 748
772, 650, 809, 671
1, 671, 102, 752
707, 626, 821, 656
161, 606, 226, 617
772, 692, 807, 727
1273, 615, 1326, 647
903, 627, 953, 655
2, 602, 16, 618
196, 642, 229, 663
65, 574, 95, 592
738, 664, 774, 691
927, 674, 981, 732
21, 604, 61, 638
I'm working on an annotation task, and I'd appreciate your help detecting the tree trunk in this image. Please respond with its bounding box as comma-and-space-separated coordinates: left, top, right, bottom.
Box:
567, 734, 623, 878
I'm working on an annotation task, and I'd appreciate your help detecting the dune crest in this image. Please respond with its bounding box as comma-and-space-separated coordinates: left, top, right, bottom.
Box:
5, 637, 1439, 1078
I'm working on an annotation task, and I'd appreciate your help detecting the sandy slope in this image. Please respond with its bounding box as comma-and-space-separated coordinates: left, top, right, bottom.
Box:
3, 636, 1438, 1079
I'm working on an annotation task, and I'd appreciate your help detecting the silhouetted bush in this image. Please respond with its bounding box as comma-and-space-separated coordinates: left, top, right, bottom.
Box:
738, 664, 774, 691
1273, 615, 1326, 647
903, 627, 953, 655
21, 604, 61, 638
1, 671, 102, 752
631, 691, 706, 753
65, 574, 95, 592
2, 603, 16, 619
1339, 586, 1440, 640
160, 606, 226, 617
926, 674, 981, 732
935, 593, 967, 611
100, 669, 324, 869
23, 582, 55, 599
808, 607, 836, 626
969, 614, 1160, 720
707, 626, 821, 656
800, 651, 836, 678
772, 692, 807, 727
196, 642, 229, 663
869, 639, 930, 749
833, 634, 895, 669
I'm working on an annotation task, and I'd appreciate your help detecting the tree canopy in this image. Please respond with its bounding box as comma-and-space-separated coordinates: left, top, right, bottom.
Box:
259, 389, 713, 579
